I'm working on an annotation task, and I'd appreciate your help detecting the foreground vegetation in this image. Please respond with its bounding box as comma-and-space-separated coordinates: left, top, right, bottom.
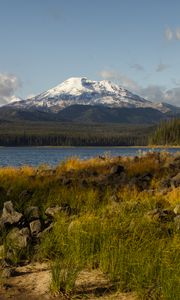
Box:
0, 151, 180, 299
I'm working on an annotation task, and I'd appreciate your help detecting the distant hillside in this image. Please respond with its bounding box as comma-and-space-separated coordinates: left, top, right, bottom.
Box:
0, 105, 167, 124
57, 105, 167, 124
149, 118, 180, 145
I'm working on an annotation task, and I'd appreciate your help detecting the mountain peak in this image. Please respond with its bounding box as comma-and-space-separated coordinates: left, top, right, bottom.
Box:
46, 77, 124, 97
6, 77, 178, 114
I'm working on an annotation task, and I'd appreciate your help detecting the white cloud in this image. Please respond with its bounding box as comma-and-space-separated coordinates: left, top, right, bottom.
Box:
164, 26, 180, 41
165, 27, 173, 41
156, 63, 169, 72
99, 70, 116, 80
99, 69, 180, 107
99, 69, 140, 92
175, 28, 180, 40
140, 85, 180, 106
139, 85, 166, 102
0, 73, 21, 105
164, 87, 180, 106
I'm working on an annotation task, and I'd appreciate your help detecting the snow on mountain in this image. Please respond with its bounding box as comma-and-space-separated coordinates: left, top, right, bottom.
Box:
7, 77, 175, 113
9, 96, 23, 103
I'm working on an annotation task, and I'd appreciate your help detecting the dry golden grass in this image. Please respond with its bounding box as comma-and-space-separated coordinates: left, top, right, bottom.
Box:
165, 187, 180, 205
126, 156, 160, 177
0, 152, 179, 300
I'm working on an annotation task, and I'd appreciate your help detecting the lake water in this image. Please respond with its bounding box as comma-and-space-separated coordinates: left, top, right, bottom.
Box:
0, 147, 179, 167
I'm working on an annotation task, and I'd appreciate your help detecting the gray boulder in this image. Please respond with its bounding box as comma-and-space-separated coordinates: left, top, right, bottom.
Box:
29, 220, 41, 236
45, 206, 62, 218
0, 201, 23, 228
6, 227, 30, 249
110, 165, 125, 175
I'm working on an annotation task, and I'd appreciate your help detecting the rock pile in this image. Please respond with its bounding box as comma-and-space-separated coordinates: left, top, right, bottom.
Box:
0, 201, 62, 268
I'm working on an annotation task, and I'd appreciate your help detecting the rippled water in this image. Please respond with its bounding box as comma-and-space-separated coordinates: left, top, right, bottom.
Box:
0, 147, 179, 167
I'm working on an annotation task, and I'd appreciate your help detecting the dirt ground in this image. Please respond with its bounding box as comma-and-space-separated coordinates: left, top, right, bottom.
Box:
0, 263, 138, 300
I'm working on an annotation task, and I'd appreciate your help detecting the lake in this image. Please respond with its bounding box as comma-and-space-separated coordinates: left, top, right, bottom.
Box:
0, 147, 179, 167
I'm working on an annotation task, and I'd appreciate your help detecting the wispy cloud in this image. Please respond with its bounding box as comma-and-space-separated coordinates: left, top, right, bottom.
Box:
164, 87, 180, 106
156, 63, 169, 72
99, 70, 116, 80
164, 26, 180, 41
172, 78, 180, 86
140, 85, 180, 106
139, 85, 166, 102
165, 27, 173, 41
139, 85, 180, 106
131, 64, 144, 72
99, 69, 140, 91
0, 73, 21, 105
99, 69, 180, 106
175, 27, 180, 40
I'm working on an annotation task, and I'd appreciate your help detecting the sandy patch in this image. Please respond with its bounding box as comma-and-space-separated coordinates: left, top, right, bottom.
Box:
0, 263, 137, 300
0, 262, 51, 299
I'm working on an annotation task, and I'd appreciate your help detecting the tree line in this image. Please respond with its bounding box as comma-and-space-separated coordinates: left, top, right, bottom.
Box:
0, 121, 154, 146
0, 133, 149, 146
149, 118, 180, 145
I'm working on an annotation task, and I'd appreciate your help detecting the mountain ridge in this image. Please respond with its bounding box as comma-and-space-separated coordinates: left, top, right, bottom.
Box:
7, 77, 178, 114
0, 77, 179, 124
0, 105, 168, 124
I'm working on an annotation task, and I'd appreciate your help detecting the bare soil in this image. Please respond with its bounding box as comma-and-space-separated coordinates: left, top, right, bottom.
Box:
0, 263, 137, 300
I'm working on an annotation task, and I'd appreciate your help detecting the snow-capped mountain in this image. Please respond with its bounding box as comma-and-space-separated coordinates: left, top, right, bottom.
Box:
7, 77, 174, 113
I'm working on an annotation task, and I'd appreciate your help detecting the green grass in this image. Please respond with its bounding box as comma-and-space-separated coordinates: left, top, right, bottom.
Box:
0, 152, 179, 298
37, 192, 180, 299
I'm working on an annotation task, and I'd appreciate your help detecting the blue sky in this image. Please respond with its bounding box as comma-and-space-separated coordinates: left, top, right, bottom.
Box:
0, 0, 180, 106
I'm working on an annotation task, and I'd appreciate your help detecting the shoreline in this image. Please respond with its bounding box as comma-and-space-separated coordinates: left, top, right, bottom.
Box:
0, 145, 179, 149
